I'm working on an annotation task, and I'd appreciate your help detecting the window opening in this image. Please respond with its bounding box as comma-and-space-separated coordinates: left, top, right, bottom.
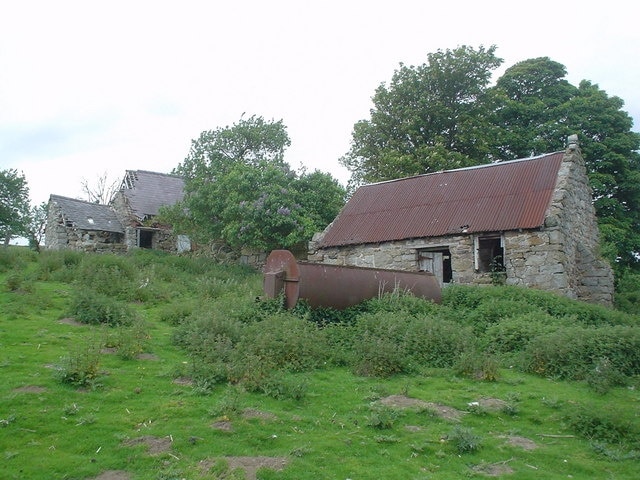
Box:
474, 235, 504, 273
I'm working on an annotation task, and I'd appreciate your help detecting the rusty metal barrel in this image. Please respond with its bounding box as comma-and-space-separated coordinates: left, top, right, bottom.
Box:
263, 250, 441, 309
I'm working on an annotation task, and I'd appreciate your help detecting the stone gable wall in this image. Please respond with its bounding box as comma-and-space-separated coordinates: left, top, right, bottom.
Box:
310, 147, 614, 306
45, 202, 126, 253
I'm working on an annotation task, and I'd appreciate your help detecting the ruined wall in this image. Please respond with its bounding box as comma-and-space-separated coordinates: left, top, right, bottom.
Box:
45, 203, 126, 253
310, 147, 614, 305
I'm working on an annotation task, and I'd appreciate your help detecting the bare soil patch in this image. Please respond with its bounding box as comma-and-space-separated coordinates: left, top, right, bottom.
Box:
13, 385, 47, 394
471, 461, 514, 476
59, 318, 85, 327
122, 435, 172, 455
242, 408, 276, 421
211, 420, 233, 432
137, 353, 158, 361
503, 435, 538, 451
475, 397, 508, 411
200, 456, 288, 480
378, 395, 465, 421
87, 471, 131, 480
172, 376, 193, 386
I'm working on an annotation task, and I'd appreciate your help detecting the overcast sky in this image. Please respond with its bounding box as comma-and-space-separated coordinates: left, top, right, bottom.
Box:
2, 0, 639, 208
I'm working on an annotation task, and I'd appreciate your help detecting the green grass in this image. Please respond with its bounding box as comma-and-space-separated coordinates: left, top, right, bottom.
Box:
1, 247, 639, 479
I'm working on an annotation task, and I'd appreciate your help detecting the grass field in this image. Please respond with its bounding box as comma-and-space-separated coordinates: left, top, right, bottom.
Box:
1, 248, 639, 479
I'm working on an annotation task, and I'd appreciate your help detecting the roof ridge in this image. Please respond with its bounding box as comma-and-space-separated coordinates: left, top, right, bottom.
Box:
365, 151, 564, 187
49, 194, 110, 207
126, 169, 182, 178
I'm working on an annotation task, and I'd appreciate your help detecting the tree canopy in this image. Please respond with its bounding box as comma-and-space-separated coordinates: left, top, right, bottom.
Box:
0, 169, 31, 246
341, 46, 640, 271
167, 115, 345, 251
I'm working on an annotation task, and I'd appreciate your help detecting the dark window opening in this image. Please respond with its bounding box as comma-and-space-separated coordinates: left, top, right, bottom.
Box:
476, 236, 504, 273
138, 230, 153, 249
418, 248, 452, 284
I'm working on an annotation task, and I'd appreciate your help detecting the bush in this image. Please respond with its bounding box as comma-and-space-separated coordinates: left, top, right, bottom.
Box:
351, 312, 411, 377
55, 342, 102, 387
449, 426, 483, 454
483, 312, 563, 354
68, 289, 138, 326
522, 325, 640, 380
564, 404, 637, 445
74, 254, 139, 300
453, 351, 500, 381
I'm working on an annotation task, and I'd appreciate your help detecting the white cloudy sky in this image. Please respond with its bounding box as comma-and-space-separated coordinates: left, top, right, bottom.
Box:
2, 0, 639, 207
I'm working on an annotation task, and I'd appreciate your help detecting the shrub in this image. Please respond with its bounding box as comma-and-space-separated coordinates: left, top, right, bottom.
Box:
366, 405, 400, 429
564, 404, 637, 445
483, 312, 562, 354
522, 325, 640, 380
238, 312, 326, 372
453, 351, 500, 381
404, 316, 473, 368
74, 254, 139, 300
68, 289, 138, 326
55, 342, 102, 387
449, 426, 483, 454
351, 312, 410, 377
36, 250, 82, 282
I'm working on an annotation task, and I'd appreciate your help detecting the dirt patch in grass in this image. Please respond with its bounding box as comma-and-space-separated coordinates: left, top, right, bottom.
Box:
211, 420, 233, 432
475, 397, 508, 411
172, 376, 193, 386
123, 435, 172, 455
200, 456, 289, 480
503, 435, 538, 451
471, 461, 514, 476
242, 408, 276, 420
59, 318, 85, 327
378, 395, 465, 421
13, 385, 47, 394
87, 471, 131, 480
137, 353, 158, 361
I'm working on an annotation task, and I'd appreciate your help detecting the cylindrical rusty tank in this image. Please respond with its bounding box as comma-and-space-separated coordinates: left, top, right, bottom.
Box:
263, 250, 441, 309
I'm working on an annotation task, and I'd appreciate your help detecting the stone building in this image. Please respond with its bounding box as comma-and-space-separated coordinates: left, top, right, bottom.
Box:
45, 170, 189, 253
309, 138, 614, 305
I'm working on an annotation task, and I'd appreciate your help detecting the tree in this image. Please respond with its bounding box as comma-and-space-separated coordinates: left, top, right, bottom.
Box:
167, 115, 345, 251
341, 45, 503, 187
26, 202, 48, 252
490, 58, 640, 270
80, 171, 120, 204
0, 169, 31, 246
341, 49, 640, 271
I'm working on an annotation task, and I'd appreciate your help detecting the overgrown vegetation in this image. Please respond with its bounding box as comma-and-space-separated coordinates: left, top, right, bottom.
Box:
1, 247, 639, 479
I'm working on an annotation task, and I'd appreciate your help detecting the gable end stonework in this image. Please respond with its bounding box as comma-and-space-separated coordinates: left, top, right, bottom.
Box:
310, 144, 614, 305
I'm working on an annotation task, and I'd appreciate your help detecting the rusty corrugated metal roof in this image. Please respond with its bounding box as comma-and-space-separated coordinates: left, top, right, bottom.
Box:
319, 152, 565, 247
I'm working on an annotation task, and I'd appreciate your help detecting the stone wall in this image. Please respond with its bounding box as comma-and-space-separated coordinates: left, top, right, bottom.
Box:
45, 203, 126, 253
310, 146, 614, 305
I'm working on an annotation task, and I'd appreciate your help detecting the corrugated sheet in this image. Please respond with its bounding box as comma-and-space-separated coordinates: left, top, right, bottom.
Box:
319, 152, 565, 247
122, 170, 185, 220
50, 195, 124, 233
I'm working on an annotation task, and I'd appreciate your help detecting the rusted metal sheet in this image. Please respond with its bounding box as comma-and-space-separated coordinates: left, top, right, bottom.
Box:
264, 250, 441, 310
319, 152, 564, 247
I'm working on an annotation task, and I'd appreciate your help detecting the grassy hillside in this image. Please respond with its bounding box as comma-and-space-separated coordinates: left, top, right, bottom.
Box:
1, 248, 639, 480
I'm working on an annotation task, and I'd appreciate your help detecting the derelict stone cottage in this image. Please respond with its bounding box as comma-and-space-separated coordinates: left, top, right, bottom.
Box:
45, 170, 189, 253
309, 137, 614, 305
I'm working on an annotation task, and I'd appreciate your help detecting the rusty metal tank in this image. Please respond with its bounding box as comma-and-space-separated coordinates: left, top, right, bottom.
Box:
263, 250, 441, 309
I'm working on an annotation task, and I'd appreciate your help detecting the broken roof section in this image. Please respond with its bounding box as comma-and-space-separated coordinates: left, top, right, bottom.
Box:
319, 152, 565, 247
49, 195, 124, 233
120, 170, 185, 222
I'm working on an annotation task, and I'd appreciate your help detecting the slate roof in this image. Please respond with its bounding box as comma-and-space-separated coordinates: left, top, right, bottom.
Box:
49, 195, 124, 233
120, 170, 184, 221
318, 152, 565, 247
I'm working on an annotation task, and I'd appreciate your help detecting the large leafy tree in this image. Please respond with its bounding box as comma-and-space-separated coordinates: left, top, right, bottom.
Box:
0, 169, 31, 246
342, 48, 640, 271
490, 58, 640, 269
168, 115, 345, 251
341, 45, 503, 187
